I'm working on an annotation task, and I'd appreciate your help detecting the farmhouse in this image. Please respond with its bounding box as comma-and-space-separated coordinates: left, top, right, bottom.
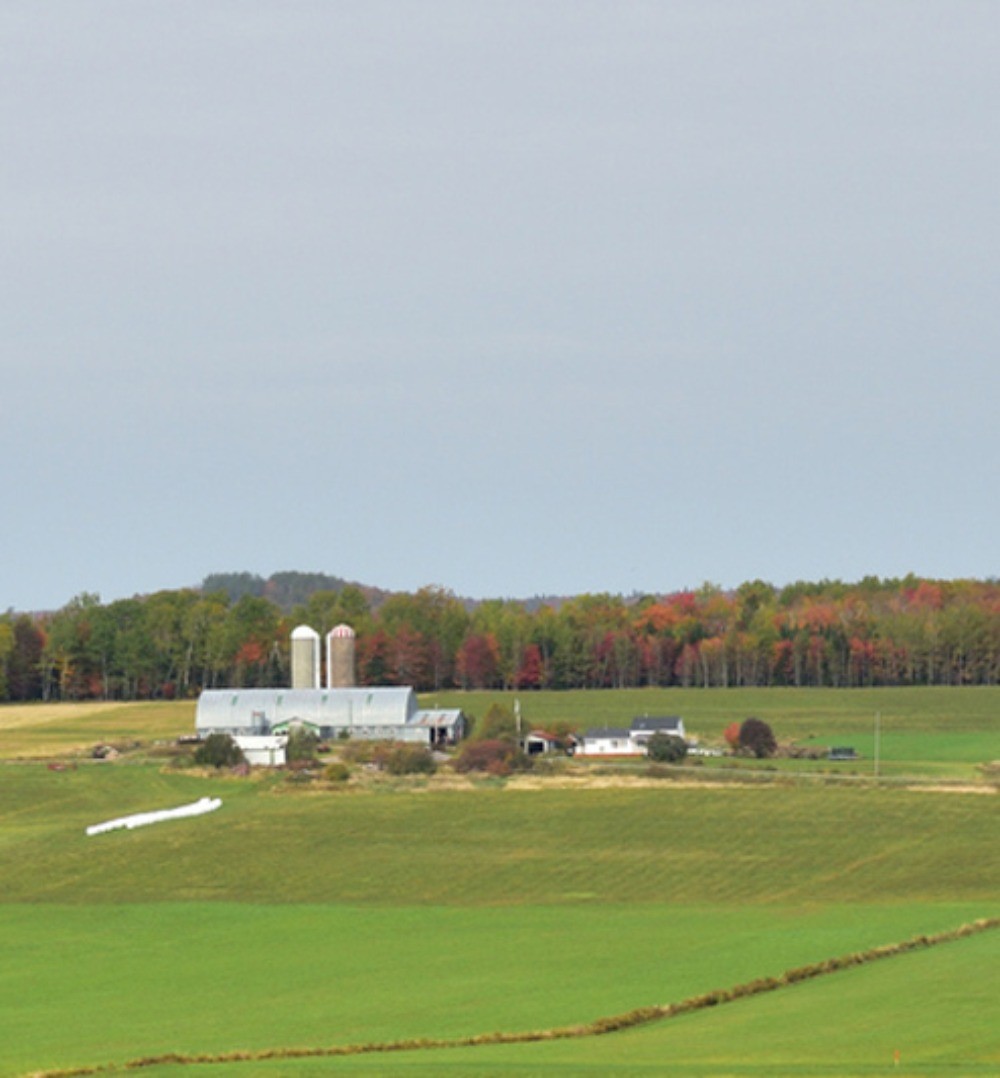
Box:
575, 727, 636, 756
575, 716, 687, 757
630, 715, 686, 746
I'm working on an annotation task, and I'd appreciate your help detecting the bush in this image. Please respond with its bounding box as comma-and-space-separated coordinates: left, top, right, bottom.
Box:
340, 740, 435, 775
723, 722, 742, 750
646, 732, 688, 763
384, 743, 436, 776
285, 726, 319, 764
323, 762, 351, 783
454, 739, 531, 776
194, 733, 245, 769
739, 718, 777, 758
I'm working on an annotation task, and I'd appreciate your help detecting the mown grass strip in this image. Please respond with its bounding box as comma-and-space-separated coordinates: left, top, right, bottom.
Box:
26, 917, 1000, 1078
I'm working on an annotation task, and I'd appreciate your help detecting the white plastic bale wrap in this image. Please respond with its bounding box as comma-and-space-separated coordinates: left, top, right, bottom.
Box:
85, 796, 222, 836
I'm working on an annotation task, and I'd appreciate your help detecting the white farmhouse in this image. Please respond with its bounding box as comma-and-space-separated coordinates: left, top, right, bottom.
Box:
574, 727, 637, 756
575, 716, 688, 757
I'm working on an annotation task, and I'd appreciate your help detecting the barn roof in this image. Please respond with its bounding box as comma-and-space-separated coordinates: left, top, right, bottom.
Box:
196, 687, 417, 733
411, 709, 466, 729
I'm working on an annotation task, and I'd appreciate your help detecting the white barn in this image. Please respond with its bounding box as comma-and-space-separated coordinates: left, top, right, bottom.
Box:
196, 687, 467, 747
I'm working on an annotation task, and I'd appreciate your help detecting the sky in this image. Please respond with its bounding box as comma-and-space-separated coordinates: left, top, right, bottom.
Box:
3, 1, 998, 612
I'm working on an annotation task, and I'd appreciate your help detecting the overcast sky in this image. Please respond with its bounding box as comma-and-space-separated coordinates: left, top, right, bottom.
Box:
3, 1, 998, 611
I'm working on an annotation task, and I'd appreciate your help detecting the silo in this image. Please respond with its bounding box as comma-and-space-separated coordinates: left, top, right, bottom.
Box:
326, 624, 356, 688
290, 625, 321, 689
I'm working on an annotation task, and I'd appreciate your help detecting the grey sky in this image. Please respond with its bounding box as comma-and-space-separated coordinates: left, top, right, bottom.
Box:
3, 2, 998, 611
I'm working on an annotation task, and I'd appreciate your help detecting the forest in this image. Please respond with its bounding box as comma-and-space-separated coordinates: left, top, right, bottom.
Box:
2, 573, 999, 701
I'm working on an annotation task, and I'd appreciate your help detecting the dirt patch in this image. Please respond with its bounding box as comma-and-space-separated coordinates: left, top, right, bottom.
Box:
503, 774, 735, 791
905, 783, 996, 795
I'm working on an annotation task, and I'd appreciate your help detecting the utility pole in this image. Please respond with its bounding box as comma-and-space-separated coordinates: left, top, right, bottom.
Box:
874, 710, 881, 779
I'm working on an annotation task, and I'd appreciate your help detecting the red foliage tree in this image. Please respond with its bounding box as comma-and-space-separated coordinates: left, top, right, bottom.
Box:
516, 643, 543, 689
455, 632, 501, 689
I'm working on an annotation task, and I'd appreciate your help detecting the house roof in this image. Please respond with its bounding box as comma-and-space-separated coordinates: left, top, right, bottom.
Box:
631, 716, 683, 733
583, 727, 632, 740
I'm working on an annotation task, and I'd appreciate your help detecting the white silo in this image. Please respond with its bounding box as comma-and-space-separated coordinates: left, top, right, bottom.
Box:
326, 624, 357, 688
290, 625, 321, 689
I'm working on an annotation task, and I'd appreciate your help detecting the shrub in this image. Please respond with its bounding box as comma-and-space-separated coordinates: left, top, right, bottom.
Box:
285, 726, 319, 764
646, 732, 688, 763
194, 733, 245, 769
340, 740, 435, 775
739, 717, 777, 758
454, 738, 531, 776
323, 762, 351, 783
723, 722, 742, 750
384, 743, 437, 776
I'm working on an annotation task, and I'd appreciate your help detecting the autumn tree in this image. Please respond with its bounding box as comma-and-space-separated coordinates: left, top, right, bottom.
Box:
739, 717, 777, 758
723, 722, 742, 750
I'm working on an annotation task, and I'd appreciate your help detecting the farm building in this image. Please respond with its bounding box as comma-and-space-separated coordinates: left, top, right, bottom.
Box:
575, 727, 635, 756
523, 730, 562, 756
196, 686, 467, 746
233, 735, 287, 767
196, 622, 467, 752
575, 716, 687, 757
630, 715, 686, 745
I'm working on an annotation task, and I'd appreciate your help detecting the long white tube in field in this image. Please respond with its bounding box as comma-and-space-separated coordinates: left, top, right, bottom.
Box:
86, 796, 222, 836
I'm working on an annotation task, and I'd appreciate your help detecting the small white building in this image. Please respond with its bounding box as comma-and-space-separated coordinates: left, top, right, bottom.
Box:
233, 735, 287, 767
575, 727, 637, 756
575, 716, 688, 757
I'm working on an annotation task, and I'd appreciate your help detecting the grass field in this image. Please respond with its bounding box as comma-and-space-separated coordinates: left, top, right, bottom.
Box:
0, 692, 997, 1076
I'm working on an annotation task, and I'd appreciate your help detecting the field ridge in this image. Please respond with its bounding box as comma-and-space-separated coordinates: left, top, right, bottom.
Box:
28, 917, 1000, 1078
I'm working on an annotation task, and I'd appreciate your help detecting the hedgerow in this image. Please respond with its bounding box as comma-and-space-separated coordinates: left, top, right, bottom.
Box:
29, 917, 999, 1077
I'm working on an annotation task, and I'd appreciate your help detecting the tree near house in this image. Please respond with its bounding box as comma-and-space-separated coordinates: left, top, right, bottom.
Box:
739, 717, 777, 758
723, 721, 742, 750
646, 731, 687, 763
194, 733, 245, 769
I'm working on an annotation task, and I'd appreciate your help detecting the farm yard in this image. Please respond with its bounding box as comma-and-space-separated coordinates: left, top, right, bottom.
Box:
0, 688, 997, 1076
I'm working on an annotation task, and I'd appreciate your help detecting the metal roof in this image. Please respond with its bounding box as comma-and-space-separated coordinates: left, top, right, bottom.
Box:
631, 716, 683, 732
411, 709, 466, 728
196, 687, 417, 733
582, 727, 632, 739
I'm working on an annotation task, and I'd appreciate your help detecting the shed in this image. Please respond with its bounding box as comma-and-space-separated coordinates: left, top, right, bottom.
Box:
523, 730, 561, 756
233, 735, 287, 767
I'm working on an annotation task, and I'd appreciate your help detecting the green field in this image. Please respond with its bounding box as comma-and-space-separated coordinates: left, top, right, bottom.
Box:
0, 692, 997, 1076
430, 686, 1000, 780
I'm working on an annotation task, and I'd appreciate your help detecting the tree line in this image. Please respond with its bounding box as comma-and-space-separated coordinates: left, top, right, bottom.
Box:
2, 575, 1000, 701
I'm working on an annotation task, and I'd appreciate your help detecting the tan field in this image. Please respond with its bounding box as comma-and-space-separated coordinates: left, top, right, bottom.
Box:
0, 700, 195, 758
